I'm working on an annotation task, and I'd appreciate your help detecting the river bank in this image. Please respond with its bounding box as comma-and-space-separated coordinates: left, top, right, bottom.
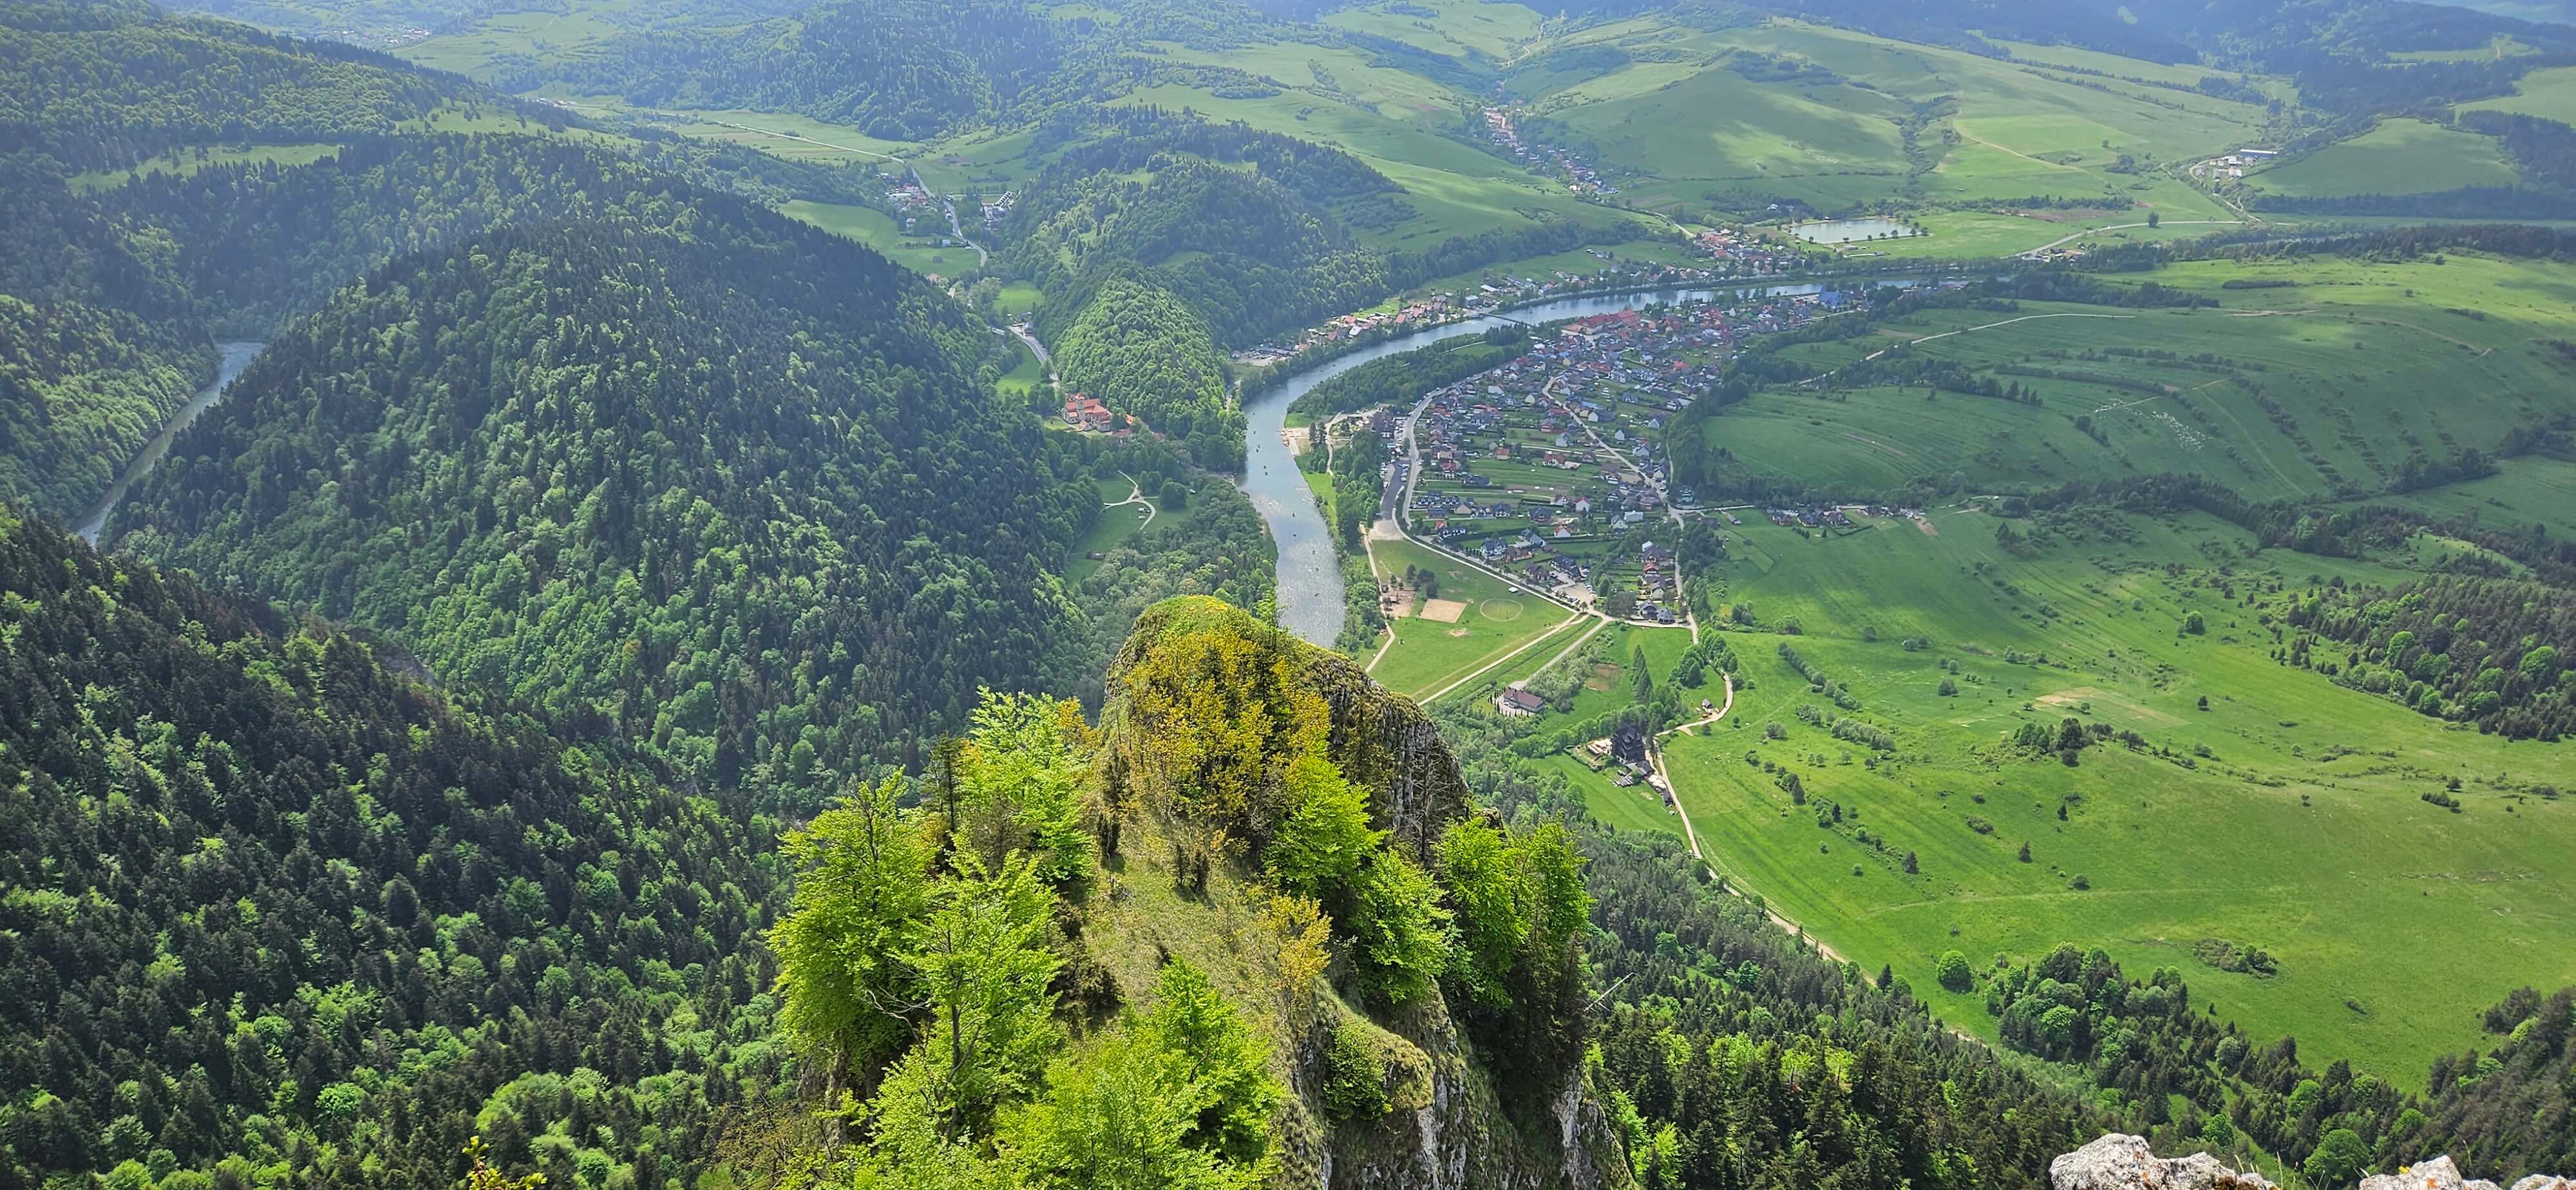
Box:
74, 341, 264, 543
1238, 276, 1946, 646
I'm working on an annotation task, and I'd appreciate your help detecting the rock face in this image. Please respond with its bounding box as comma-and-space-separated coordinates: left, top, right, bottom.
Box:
2359, 1157, 2576, 1190
1104, 598, 1628, 1190
2050, 1135, 2277, 1190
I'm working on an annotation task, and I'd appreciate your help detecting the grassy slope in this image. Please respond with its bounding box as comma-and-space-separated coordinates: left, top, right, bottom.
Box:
1705, 253, 2576, 503
2250, 118, 2523, 197
1674, 510, 2576, 1090
1522, 17, 2264, 235
2459, 62, 2576, 120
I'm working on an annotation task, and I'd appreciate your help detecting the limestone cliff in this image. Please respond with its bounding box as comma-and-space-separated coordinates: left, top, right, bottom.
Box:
1092, 597, 1630, 1190
2052, 1135, 2573, 1190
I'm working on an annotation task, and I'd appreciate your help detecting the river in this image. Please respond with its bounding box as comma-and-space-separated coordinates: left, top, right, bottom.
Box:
74, 341, 264, 543
1239, 279, 1929, 645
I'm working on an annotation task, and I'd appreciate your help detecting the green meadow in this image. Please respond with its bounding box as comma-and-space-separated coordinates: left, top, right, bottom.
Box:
1671, 510, 2576, 1088
1705, 252, 2576, 504
2249, 118, 2523, 197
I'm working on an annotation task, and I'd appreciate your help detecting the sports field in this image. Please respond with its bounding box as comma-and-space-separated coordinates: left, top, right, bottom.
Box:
1367, 538, 1577, 701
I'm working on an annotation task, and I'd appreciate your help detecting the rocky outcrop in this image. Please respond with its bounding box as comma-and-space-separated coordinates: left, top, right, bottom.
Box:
2358, 1157, 2575, 1190
1103, 597, 1629, 1190
2051, 1136, 2573, 1190
2051, 1135, 2276, 1190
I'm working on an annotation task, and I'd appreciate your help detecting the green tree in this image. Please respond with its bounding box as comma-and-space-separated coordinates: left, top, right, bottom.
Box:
1935, 950, 1973, 992
1160, 480, 1189, 510
955, 690, 1096, 892
1262, 755, 1385, 899
902, 853, 1064, 1140
1137, 960, 1278, 1166
2302, 1128, 2371, 1187
773, 777, 934, 1085
1346, 849, 1452, 1005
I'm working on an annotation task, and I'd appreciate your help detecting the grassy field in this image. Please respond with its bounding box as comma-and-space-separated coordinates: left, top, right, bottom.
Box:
1366, 537, 1578, 700
781, 201, 978, 278
1516, 17, 2273, 217
2459, 62, 2576, 121
2249, 118, 2523, 197
1701, 253, 2576, 504
70, 142, 345, 191
1666, 510, 2575, 1089
1320, 0, 1540, 61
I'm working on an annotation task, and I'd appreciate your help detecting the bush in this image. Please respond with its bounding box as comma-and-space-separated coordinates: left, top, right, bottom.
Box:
1322, 1019, 1390, 1119
1935, 949, 1974, 992
1345, 849, 1452, 1005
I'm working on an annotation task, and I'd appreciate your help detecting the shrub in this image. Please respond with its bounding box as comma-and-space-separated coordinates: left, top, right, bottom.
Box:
1935, 949, 1974, 992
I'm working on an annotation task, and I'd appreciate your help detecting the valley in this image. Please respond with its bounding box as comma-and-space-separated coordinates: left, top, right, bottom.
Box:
4, 0, 2576, 1188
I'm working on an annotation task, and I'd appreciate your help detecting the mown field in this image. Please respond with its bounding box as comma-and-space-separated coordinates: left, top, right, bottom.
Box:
1671, 510, 2576, 1088
1366, 536, 1578, 700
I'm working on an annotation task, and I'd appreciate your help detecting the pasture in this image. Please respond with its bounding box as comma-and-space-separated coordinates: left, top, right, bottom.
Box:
1668, 511, 2576, 1087
1703, 253, 2576, 504
2249, 118, 2523, 197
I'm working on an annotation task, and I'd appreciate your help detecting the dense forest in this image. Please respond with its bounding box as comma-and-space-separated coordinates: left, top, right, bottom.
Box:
0, 296, 211, 520
2283, 574, 2573, 741
1050, 274, 1245, 470
0, 0, 502, 171
0, 513, 785, 1189
525, 0, 1062, 140
109, 215, 1094, 811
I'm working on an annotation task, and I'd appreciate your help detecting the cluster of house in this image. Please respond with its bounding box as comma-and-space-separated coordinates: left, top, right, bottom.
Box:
2190, 146, 2280, 181
1689, 227, 1804, 273
1764, 503, 1927, 529
1483, 108, 1613, 195
1232, 297, 1462, 366
978, 192, 1016, 230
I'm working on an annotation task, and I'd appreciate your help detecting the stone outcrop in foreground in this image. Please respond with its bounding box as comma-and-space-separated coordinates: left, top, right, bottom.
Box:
2050, 1135, 2275, 1190
2358, 1156, 2574, 1190
2050, 1135, 2575, 1190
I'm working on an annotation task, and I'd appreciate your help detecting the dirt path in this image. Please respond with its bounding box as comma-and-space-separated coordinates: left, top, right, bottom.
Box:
1649, 675, 1853, 965
2018, 220, 2242, 258
1104, 471, 1154, 529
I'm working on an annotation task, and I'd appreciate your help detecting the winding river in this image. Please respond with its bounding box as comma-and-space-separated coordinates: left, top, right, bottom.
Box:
75, 341, 265, 543
1240, 280, 1922, 645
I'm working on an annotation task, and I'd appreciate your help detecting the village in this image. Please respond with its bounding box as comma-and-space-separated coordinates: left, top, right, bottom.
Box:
1327, 288, 1889, 622
1227, 233, 1819, 369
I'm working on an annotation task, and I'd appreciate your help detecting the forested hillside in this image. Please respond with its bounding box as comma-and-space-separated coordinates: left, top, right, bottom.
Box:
0, 513, 784, 1188
528, 0, 1062, 140
0, 296, 211, 520
0, 0, 495, 171
108, 216, 1093, 809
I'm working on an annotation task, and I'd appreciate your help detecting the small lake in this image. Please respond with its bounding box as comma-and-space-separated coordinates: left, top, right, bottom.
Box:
1789, 218, 1921, 245
1239, 279, 1929, 645
75, 341, 264, 543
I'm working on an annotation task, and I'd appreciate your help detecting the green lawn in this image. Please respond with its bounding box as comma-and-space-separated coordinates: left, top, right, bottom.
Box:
1658, 510, 2575, 1090
781, 201, 978, 278
2250, 118, 2523, 198
1367, 538, 1577, 700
